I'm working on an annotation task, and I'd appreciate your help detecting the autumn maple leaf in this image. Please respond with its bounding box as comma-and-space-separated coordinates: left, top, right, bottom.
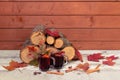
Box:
3, 60, 28, 71
87, 53, 104, 62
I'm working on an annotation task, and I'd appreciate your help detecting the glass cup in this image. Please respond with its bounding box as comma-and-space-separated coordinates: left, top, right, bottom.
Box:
51, 51, 68, 69
39, 54, 50, 71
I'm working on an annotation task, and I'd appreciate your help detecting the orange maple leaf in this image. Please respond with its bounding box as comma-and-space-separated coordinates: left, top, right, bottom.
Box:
3, 66, 15, 71
3, 60, 28, 71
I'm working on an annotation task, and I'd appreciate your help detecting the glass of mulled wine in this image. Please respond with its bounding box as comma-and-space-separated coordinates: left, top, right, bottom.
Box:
51, 51, 68, 69
39, 54, 50, 71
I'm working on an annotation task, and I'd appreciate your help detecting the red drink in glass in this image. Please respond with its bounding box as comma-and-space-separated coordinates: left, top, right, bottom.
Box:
51, 51, 67, 69
39, 54, 50, 71
53, 54, 64, 69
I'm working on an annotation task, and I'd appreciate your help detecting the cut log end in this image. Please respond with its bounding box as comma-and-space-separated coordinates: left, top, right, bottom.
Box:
20, 45, 40, 63
54, 38, 64, 49
30, 31, 46, 45
46, 36, 55, 45
62, 46, 75, 61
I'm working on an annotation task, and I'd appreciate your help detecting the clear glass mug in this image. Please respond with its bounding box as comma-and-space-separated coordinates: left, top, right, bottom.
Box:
51, 51, 68, 69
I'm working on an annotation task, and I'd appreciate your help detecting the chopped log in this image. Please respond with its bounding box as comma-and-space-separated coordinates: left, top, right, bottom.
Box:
30, 31, 46, 45
20, 45, 41, 63
54, 38, 64, 49
54, 37, 72, 49
46, 36, 55, 45
62, 46, 75, 61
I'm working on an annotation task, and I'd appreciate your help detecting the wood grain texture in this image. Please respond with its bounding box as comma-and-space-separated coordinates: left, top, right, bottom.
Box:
1, 41, 120, 50
0, 2, 120, 15
0, 2, 90, 15
0, 29, 120, 41
0, 42, 23, 50
73, 42, 120, 50
0, 16, 91, 28
93, 16, 120, 28
0, 0, 116, 2
1, 16, 120, 28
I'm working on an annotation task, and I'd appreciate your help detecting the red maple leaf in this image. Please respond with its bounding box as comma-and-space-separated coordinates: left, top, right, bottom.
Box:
45, 28, 60, 37
106, 55, 118, 60
87, 53, 104, 62
74, 48, 83, 62
102, 55, 118, 66
103, 60, 115, 66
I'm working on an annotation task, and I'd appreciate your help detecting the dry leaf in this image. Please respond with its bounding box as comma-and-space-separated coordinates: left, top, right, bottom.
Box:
65, 63, 90, 73
74, 48, 83, 62
106, 55, 118, 60
82, 63, 89, 71
3, 60, 28, 71
45, 28, 60, 37
103, 55, 118, 66
76, 63, 90, 71
3, 66, 15, 71
103, 60, 115, 66
87, 53, 104, 62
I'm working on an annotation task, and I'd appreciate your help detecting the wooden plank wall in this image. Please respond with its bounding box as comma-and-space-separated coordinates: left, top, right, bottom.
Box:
0, 0, 120, 50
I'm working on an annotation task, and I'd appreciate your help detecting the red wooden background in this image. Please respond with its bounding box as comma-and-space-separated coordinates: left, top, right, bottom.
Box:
0, 0, 120, 50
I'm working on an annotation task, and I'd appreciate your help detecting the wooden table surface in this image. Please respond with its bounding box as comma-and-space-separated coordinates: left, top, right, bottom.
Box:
0, 50, 120, 80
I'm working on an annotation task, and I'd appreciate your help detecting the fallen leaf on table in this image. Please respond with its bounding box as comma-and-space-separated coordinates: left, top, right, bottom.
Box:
81, 63, 90, 71
106, 55, 118, 60
3, 65, 15, 71
87, 53, 104, 62
103, 60, 115, 66
65, 62, 90, 73
76, 62, 90, 71
3, 60, 28, 71
65, 63, 101, 74
103, 55, 118, 66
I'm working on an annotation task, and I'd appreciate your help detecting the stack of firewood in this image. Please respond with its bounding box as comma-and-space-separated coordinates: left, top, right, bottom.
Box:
20, 25, 83, 64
